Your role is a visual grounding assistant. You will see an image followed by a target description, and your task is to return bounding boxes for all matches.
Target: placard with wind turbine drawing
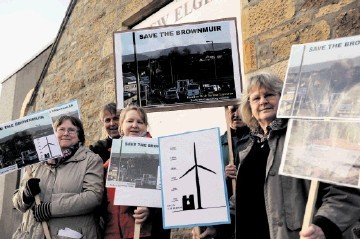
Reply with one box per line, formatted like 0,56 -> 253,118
158,127 -> 230,229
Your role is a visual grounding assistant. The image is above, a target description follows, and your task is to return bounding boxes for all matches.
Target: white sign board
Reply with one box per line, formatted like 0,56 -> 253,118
159,128 -> 230,228
107,137 -> 162,208
0,111 -> 62,175
280,119 -> 360,188
278,35 -> 360,119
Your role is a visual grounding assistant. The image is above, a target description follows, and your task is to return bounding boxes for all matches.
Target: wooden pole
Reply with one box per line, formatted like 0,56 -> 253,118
300,180 -> 319,239
133,206 -> 142,239
134,223 -> 141,239
224,106 -> 236,196
25,167 -> 52,239
191,107 -> 235,238
193,226 -> 201,239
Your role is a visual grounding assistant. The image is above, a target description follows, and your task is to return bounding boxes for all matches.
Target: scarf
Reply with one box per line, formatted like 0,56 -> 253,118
47,142 -> 81,168
250,118 -> 284,144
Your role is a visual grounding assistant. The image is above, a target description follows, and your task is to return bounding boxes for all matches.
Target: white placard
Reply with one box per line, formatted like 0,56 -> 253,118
278,35 -> 360,119
0,111 -> 62,175
280,119 -> 360,188
107,137 -> 162,208
159,128 -> 230,228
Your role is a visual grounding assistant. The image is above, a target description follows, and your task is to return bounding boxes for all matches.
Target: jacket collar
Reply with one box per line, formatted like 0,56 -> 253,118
250,119 -> 288,143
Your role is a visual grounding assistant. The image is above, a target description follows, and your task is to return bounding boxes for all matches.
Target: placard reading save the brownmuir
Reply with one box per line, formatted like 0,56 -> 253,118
114,18 -> 242,109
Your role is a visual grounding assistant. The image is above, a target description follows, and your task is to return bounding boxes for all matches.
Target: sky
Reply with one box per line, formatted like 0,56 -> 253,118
0,0 -> 71,91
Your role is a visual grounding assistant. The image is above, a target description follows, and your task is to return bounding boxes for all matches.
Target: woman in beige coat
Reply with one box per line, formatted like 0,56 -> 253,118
12,116 -> 104,239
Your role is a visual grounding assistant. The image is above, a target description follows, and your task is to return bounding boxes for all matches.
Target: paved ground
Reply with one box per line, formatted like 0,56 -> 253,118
171,228 -> 193,239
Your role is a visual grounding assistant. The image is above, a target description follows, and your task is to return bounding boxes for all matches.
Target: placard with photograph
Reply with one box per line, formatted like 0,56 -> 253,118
107,137 -> 162,208
0,111 -> 63,175
158,128 -> 230,229
277,35 -> 360,119
114,18 -> 242,109
279,119 -> 360,188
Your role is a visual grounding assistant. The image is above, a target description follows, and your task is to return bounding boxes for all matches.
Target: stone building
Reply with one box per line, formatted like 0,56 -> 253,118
0,0 -> 359,238
0,44 -> 52,238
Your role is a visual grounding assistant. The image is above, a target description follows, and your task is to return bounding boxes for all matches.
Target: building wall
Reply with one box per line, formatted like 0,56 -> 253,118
241,0 -> 360,78
0,75 -> 16,124
27,0 -> 172,142
0,46 -> 52,239
12,46 -> 52,119
0,171 -> 22,239
25,0 -> 360,145
1,0 -> 359,238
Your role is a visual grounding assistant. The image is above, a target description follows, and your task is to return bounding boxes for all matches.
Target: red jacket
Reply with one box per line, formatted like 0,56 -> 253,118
103,159 -> 152,239
103,133 -> 155,239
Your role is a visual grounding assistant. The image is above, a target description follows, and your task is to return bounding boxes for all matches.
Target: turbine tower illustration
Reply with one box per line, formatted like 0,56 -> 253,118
179,142 -> 216,209
41,136 -> 55,158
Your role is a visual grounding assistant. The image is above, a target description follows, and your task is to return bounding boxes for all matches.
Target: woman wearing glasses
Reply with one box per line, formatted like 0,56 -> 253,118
12,115 -> 104,239
234,72 -> 360,239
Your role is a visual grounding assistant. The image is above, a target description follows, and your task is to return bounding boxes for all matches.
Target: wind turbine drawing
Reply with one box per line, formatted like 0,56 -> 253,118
179,142 -> 216,210
41,136 -> 56,158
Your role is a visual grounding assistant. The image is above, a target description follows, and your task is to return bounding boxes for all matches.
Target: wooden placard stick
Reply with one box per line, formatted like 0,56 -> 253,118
193,226 -> 201,239
134,223 -> 141,239
133,207 -> 142,239
224,106 -> 236,196
191,107 -> 235,237
300,179 -> 319,239
25,166 -> 52,239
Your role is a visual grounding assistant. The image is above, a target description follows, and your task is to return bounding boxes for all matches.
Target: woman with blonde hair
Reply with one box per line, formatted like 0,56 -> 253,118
103,104 -> 169,239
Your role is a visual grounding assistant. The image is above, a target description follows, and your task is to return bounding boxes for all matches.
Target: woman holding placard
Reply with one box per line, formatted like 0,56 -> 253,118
235,72 -> 360,239
103,104 -> 169,239
12,115 -> 104,239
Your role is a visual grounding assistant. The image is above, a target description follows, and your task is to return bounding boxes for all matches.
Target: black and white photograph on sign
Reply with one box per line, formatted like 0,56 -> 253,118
158,128 -> 229,229
0,111 -> 63,175
277,35 -> 360,119
48,99 -> 81,123
114,18 -> 241,108
279,119 -> 360,188
107,137 -> 162,207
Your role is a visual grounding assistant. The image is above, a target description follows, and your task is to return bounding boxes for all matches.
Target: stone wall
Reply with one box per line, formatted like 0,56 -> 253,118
0,46 -> 52,239
0,75 -> 16,123
2,0 -> 359,238
27,0 -> 172,145
25,0 -> 359,145
241,0 -> 359,79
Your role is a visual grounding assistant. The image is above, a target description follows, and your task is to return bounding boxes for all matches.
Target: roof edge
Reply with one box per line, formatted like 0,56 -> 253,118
26,0 -> 78,113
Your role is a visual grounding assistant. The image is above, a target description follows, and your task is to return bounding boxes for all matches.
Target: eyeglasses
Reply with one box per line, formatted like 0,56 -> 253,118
57,127 -> 78,135
249,92 -> 278,105
104,116 -> 119,123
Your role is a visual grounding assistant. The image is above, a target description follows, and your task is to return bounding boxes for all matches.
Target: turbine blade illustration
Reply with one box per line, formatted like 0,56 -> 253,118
198,165 -> 216,174
179,142 -> 217,210
179,165 -> 196,179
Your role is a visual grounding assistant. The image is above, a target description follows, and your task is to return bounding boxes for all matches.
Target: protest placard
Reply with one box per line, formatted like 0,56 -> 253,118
48,99 -> 81,122
107,137 -> 162,208
279,119 -> 360,188
0,111 -> 62,175
114,18 -> 241,109
277,35 -> 360,119
158,128 -> 229,229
